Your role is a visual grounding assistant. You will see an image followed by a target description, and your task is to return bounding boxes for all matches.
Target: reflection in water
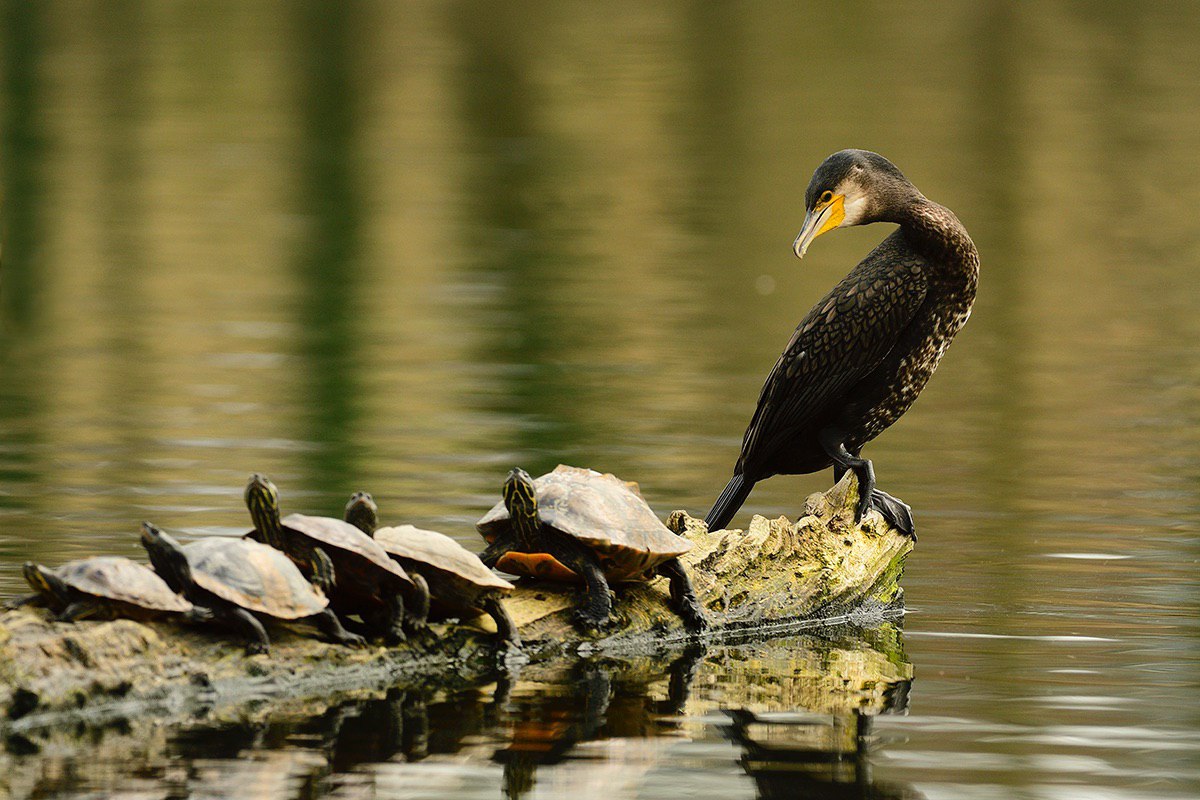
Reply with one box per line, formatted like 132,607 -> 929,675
496,647 -> 704,799
0,0 -> 46,531
290,1 -> 365,498
721,704 -> 922,800
0,629 -> 916,799
0,0 -> 45,332
452,3 -> 591,471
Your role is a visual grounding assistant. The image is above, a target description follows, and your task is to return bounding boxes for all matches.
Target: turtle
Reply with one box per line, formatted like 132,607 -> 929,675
343,491 -> 521,649
141,522 -> 365,655
475,465 -> 707,632
7,556 -> 195,623
243,473 -> 428,644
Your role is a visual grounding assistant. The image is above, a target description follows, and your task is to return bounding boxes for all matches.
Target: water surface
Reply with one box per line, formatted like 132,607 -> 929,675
2,2 -> 1199,798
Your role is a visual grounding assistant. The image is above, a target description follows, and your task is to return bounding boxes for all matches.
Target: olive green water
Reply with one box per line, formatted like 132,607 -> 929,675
2,2 -> 1200,798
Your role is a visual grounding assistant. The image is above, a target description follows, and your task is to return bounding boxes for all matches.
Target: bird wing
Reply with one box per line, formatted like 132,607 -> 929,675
738,257 -> 928,472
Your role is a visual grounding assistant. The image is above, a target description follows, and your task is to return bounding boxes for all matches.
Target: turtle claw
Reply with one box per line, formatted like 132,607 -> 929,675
340,632 -> 368,649
678,600 -> 709,635
244,641 -> 270,657
403,619 -> 429,637
572,608 -> 613,633
384,627 -> 407,646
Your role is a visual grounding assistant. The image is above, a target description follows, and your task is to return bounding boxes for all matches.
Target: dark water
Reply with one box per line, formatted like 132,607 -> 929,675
3,2 -> 1200,798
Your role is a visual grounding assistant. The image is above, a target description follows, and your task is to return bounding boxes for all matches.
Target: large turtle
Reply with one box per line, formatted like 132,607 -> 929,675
141,522 -> 364,655
7,556 -> 194,622
243,474 -> 428,644
344,491 -> 520,649
475,465 -> 707,632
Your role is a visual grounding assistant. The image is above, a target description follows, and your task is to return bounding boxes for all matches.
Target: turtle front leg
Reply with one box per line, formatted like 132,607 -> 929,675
313,608 -> 367,648
401,573 -> 430,637
478,537 -> 516,569
56,600 -> 106,622
543,534 -> 612,631
4,593 -> 48,611
655,558 -> 708,633
483,594 -> 522,652
384,588 -> 408,645
224,606 -> 271,655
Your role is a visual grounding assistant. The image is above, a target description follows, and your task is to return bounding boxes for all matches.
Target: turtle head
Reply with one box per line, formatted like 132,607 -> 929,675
503,468 -> 541,547
245,473 -> 284,545
23,561 -> 69,606
344,491 -> 378,537
140,522 -> 193,595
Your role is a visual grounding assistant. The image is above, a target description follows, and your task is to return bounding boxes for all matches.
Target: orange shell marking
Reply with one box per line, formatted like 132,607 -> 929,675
495,552 -> 579,583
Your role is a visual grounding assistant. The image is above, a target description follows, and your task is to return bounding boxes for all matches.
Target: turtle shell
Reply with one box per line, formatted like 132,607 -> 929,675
257,514 -> 412,587
375,524 -> 512,614
56,556 -> 191,613
475,465 -> 690,583
184,537 -> 327,620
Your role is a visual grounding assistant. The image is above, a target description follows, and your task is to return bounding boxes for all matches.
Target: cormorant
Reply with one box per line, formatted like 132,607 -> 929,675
705,149 -> 979,536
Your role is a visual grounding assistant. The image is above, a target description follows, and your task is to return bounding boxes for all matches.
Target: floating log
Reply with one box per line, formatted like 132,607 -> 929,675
0,473 -> 912,732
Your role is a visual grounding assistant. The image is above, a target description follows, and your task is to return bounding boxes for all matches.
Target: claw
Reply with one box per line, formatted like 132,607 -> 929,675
572,608 -> 612,633
854,490 -> 873,524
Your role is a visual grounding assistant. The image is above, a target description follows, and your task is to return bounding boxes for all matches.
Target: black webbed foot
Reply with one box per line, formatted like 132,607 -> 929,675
869,488 -> 915,538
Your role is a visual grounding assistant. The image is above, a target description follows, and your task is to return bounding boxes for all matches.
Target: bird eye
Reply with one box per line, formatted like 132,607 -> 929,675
819,191 -> 834,205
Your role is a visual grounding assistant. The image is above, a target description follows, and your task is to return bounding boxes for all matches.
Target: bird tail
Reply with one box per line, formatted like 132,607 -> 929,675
705,474 -> 752,532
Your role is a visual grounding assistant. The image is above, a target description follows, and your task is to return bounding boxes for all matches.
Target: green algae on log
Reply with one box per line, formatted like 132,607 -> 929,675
0,473 -> 912,728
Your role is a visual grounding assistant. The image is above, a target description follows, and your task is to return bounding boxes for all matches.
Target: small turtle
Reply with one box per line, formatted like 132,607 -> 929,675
344,491 -> 520,649
141,522 -> 365,655
243,474 -> 428,644
7,556 -> 194,622
475,465 -> 707,632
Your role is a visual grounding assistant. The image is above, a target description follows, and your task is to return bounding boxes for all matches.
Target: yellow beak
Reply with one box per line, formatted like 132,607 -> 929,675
793,194 -> 846,258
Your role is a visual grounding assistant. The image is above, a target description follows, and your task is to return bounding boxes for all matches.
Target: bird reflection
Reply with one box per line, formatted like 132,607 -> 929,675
719,680 -> 922,800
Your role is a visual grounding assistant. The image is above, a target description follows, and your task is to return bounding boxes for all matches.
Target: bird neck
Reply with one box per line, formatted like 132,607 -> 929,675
892,197 -> 979,276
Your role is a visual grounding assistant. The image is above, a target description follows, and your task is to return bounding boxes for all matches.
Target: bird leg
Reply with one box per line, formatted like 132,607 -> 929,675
819,428 -> 876,523
829,440 -> 915,537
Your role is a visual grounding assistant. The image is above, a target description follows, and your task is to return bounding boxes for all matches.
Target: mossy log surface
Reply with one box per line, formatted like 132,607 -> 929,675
0,474 -> 912,732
